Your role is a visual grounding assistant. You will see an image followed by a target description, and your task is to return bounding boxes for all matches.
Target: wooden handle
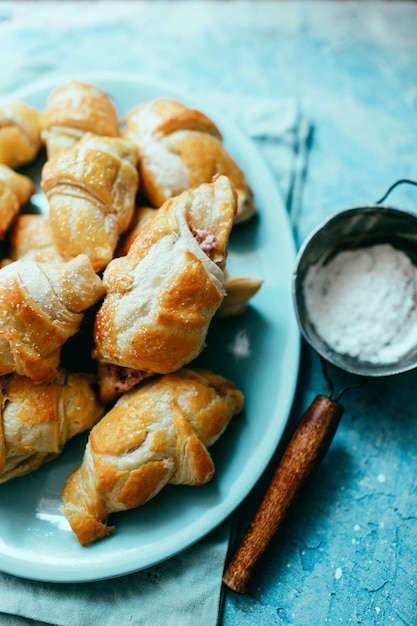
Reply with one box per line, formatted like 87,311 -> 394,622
222,394 -> 344,594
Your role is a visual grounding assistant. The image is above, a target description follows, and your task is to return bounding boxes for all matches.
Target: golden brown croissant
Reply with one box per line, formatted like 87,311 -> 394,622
0,164 -> 35,206
0,164 -> 36,238
123,98 -> 256,223
8,214 -> 63,263
62,368 -> 244,545
95,270 -> 262,403
116,206 -> 263,319
0,102 -> 42,169
40,80 -> 120,157
0,369 -> 105,483
218,272 -> 264,317
0,254 -> 105,381
92,175 -> 236,376
41,132 -> 139,271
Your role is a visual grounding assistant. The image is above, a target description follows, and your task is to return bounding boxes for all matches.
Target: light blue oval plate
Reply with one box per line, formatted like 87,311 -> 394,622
0,73 -> 300,582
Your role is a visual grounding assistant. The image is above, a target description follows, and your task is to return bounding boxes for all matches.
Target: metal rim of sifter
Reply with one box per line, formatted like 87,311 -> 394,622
292,179 -> 417,379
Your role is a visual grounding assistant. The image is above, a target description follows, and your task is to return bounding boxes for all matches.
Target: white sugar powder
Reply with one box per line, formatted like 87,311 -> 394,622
303,243 -> 417,364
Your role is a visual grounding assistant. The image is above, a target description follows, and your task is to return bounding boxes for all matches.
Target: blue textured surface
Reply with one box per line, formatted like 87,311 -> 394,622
218,5 -> 417,625
0,2 -> 416,624
218,5 -> 417,623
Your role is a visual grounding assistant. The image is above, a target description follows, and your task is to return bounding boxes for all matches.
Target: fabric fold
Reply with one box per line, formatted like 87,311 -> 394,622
0,521 -> 232,626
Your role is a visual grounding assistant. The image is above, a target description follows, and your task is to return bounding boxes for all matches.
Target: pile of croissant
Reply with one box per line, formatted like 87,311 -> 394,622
0,79 -> 262,545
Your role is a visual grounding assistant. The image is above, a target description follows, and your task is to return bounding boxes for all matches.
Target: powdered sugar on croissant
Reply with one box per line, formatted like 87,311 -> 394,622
41,132 -> 139,271
62,368 -> 244,545
40,79 -> 120,158
92,175 -> 236,375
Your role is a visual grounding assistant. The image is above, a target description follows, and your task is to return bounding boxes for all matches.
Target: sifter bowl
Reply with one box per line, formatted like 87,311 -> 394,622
292,201 -> 417,378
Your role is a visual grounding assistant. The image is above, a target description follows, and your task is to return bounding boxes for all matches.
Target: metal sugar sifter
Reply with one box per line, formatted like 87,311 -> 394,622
223,179 -> 417,594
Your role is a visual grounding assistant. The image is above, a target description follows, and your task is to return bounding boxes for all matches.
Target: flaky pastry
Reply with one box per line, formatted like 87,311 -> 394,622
41,132 -> 139,271
0,164 -> 36,238
123,98 -> 256,223
0,254 -> 104,381
40,80 -> 120,157
92,175 -> 236,376
62,368 -> 244,545
0,102 -> 42,169
8,214 -> 63,263
0,369 -> 104,483
116,205 -> 263,320
218,272 -> 264,317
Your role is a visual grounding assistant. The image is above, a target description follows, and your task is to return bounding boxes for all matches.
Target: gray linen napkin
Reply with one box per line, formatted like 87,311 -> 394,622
0,522 -> 231,626
205,92 -> 311,225
0,93 -> 310,625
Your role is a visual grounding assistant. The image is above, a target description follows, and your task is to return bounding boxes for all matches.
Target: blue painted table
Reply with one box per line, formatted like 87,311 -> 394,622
0,2 -> 416,624
219,4 -> 417,624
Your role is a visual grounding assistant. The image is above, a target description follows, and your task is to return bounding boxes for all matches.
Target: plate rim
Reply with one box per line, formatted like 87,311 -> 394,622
0,72 -> 300,582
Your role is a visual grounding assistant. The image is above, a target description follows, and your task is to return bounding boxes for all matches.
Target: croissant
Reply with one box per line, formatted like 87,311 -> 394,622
0,369 -> 104,483
0,164 -> 36,238
92,174 -> 236,376
0,254 -> 105,381
8,214 -> 63,263
116,206 -> 263,319
218,272 -> 264,317
40,80 -> 120,157
123,98 -> 256,223
41,132 -> 139,271
62,368 -> 244,545
0,102 -> 42,169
